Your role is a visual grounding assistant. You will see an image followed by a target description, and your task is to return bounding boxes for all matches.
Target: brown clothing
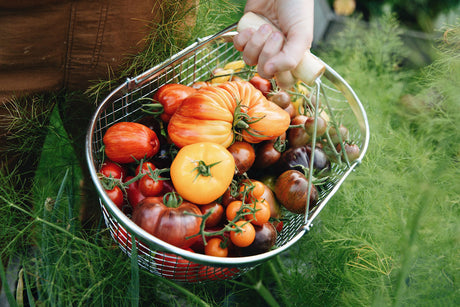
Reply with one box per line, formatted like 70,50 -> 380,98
0,0 -> 162,99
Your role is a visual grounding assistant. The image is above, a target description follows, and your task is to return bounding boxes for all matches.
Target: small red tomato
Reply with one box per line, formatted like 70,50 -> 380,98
200,202 -> 224,228
99,161 -> 126,180
103,122 -> 160,164
249,75 -> 272,96
105,186 -> 124,209
139,175 -> 164,197
153,84 -> 197,122
124,176 -> 145,209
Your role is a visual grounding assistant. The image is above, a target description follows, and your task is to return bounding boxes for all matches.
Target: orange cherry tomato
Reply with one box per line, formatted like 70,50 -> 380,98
244,199 -> 271,226
226,200 -> 243,221
230,220 -> 256,247
204,237 -> 229,257
239,179 -> 265,202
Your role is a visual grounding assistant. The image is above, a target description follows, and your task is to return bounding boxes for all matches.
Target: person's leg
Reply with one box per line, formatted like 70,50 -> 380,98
56,91 -> 100,229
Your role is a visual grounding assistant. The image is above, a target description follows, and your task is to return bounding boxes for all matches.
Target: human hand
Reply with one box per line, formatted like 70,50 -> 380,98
233,0 -> 314,83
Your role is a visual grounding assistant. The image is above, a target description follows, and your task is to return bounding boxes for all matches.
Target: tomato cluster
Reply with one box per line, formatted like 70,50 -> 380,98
98,61 -> 361,265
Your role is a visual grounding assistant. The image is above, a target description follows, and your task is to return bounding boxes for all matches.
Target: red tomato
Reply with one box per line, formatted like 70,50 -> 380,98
138,175 -> 164,197
249,75 -> 272,96
124,176 -> 145,209
131,194 -> 202,248
105,186 -> 124,209
99,161 -> 126,180
200,202 -> 224,228
153,84 -> 197,122
103,122 -> 160,164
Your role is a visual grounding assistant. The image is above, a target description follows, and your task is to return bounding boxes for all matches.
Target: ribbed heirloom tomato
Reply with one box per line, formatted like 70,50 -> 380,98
167,80 -> 290,148
131,193 -> 202,248
170,142 -> 235,205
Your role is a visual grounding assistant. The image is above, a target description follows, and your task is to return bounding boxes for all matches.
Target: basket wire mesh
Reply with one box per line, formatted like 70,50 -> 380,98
86,24 -> 369,283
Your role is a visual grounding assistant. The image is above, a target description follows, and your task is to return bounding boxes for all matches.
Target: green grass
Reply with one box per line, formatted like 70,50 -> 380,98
1,6 -> 459,307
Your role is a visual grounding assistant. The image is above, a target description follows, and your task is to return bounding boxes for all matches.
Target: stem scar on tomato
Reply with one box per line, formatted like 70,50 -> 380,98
232,99 -> 266,141
191,159 -> 222,182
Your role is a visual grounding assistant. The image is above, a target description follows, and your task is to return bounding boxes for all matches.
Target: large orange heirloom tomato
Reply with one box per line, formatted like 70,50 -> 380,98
170,142 -> 235,205
167,80 -> 290,148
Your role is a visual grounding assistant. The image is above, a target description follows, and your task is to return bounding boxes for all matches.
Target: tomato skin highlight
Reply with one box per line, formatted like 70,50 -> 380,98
103,122 -> 160,164
170,142 -> 235,205
131,196 -> 202,248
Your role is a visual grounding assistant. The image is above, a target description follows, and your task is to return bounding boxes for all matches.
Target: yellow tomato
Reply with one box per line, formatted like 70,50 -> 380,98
170,142 -> 236,204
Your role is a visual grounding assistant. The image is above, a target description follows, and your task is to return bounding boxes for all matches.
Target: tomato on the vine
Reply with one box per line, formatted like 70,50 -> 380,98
105,186 -> 124,209
204,237 -> 228,257
249,75 -> 272,96
230,220 -> 256,247
244,199 -> 271,226
200,202 -> 224,228
170,142 -> 235,205
100,161 -> 126,180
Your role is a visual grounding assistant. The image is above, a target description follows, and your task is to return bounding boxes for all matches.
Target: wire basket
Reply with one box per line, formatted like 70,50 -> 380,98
85,24 -> 369,283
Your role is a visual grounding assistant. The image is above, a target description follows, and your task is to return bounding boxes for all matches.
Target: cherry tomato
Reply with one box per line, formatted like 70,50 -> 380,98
124,176 -> 145,209
200,202 -> 224,228
329,124 -> 349,145
99,161 -> 126,180
105,186 -> 124,209
204,237 -> 228,257
249,75 -> 272,96
230,220 -> 256,247
135,161 -> 156,176
139,174 -> 164,197
269,90 -> 291,109
274,170 -> 318,214
227,141 -> 255,175
240,222 -> 277,256
304,116 -> 328,137
244,199 -> 271,226
288,115 -> 311,148
239,179 -> 265,202
226,200 -> 243,221
337,142 -> 360,162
